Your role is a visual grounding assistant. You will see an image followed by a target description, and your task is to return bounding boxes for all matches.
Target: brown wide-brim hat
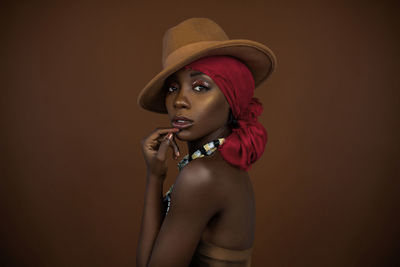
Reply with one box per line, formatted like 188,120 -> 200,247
137,17 -> 277,113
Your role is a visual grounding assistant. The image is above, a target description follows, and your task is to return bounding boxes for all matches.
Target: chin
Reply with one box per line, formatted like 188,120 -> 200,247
175,130 -> 194,141
175,128 -> 203,142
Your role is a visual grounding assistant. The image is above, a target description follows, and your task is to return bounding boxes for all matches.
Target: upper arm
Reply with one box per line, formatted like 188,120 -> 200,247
147,160 -> 224,267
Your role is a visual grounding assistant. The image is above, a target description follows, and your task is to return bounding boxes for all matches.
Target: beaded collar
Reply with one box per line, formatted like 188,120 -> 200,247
177,138 -> 225,171
163,138 -> 225,215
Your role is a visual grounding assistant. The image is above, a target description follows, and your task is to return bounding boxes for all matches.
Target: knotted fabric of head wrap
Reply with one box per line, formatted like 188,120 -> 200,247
184,56 -> 268,171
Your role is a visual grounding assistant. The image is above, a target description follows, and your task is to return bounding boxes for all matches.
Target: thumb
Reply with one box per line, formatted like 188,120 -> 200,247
156,132 -> 173,162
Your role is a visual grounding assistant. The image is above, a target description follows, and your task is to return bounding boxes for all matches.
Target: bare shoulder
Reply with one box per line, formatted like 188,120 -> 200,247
175,156 -> 217,189
171,151 -> 249,209
165,154 -> 228,219
172,156 -> 222,207
175,151 -> 244,187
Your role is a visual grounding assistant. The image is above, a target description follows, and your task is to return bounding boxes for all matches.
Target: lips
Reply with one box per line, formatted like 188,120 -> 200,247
171,116 -> 194,129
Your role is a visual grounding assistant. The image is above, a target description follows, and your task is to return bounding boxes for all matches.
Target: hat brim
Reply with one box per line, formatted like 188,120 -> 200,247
137,39 -> 277,114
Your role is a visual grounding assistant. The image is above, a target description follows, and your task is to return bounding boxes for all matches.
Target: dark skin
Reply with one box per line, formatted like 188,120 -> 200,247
136,68 -> 255,267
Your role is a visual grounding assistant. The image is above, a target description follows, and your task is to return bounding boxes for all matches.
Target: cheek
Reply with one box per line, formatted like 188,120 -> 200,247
165,95 -> 173,117
194,93 -> 230,127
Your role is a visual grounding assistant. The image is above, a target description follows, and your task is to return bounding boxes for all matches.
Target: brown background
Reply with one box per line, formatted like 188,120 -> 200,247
1,0 -> 399,266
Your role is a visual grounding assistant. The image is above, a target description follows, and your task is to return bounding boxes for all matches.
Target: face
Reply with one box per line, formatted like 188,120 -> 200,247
164,68 -> 230,142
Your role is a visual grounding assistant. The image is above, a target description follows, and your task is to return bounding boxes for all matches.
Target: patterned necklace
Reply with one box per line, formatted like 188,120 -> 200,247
163,138 -> 225,215
177,138 -> 225,171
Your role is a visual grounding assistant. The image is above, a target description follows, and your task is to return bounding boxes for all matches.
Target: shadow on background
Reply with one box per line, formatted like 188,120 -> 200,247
1,0 -> 399,266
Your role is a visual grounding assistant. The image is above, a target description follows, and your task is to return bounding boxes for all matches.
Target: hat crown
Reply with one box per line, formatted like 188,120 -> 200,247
162,18 -> 229,64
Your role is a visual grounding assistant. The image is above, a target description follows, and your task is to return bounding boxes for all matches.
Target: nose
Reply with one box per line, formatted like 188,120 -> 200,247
173,87 -> 190,109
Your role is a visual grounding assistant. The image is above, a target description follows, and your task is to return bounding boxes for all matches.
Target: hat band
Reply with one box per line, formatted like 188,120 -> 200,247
163,41 -> 220,68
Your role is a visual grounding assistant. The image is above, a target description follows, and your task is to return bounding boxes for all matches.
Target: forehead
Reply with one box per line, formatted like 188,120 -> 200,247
166,68 -> 212,82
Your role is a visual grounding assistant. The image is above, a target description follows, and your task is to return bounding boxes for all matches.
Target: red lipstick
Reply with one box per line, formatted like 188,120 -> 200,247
171,116 -> 194,129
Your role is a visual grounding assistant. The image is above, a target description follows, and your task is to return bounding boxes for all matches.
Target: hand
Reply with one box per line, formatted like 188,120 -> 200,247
141,128 -> 180,180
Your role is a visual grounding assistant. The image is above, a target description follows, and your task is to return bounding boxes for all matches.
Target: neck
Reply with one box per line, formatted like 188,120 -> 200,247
187,125 -> 231,155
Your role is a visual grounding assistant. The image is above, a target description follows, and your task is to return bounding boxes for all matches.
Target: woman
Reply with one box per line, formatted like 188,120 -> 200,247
136,18 -> 276,267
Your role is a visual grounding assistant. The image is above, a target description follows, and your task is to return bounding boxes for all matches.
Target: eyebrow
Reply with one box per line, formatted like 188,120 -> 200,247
190,71 -> 205,77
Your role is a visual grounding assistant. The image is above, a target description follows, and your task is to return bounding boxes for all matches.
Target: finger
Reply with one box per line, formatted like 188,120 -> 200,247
156,132 -> 173,161
153,127 -> 179,136
142,128 -> 179,149
170,137 -> 180,160
147,128 -> 179,143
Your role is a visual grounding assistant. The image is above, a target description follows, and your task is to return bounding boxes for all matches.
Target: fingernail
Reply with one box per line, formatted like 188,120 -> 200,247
167,132 -> 173,140
176,151 -> 180,157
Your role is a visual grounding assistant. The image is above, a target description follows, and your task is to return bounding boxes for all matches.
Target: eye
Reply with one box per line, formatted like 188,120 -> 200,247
192,80 -> 211,92
166,82 -> 178,93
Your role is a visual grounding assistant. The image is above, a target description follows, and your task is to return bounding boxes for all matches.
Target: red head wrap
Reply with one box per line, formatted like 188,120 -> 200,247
184,56 -> 268,171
